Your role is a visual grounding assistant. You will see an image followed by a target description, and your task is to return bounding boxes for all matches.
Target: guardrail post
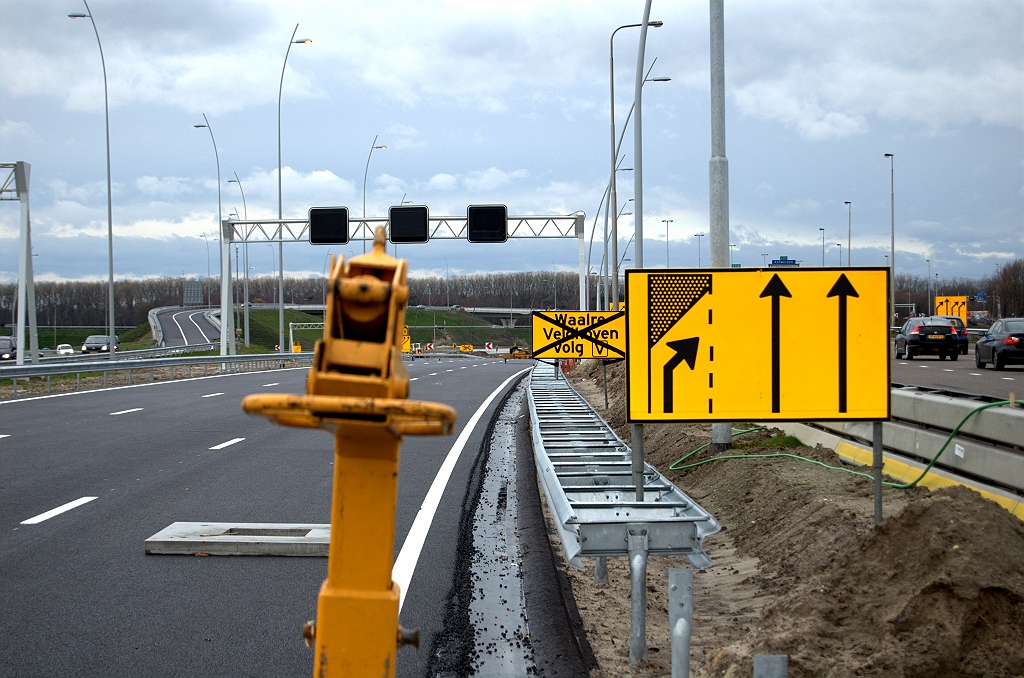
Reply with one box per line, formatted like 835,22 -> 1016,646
628,523 -> 649,662
594,556 -> 608,584
753,654 -> 788,677
872,421 -> 883,524
669,568 -> 694,677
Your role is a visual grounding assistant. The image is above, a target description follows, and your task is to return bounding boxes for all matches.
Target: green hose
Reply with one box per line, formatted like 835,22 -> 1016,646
668,401 -> 1012,489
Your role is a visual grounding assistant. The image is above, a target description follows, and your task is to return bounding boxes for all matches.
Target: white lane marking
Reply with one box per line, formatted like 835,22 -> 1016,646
0,434 -> 10,439
201,392 -> 225,398
1002,377 -> 1015,381
110,407 -> 143,416
171,311 -> 192,346
899,362 -> 908,365
209,437 -> 245,450
942,369 -> 954,372
446,369 -> 454,372
189,311 -> 213,343
393,367 -> 530,612
409,377 -> 418,381
919,365 -> 929,368
460,366 -> 467,369
429,373 -> 438,376
21,496 -> 97,524
263,383 -> 280,387
969,373 -> 982,376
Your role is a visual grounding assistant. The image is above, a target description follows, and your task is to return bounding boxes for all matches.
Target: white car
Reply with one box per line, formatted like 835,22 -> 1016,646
57,344 -> 75,356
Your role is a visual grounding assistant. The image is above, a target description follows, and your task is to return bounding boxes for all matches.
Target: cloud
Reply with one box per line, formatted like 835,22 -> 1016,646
0,120 -> 39,141
754,182 -> 775,198
428,173 -> 458,191
774,199 -> 821,218
464,167 -> 527,192
135,175 -> 194,197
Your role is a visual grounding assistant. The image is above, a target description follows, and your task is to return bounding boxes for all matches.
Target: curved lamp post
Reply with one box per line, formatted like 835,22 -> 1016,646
69,1 -> 116,359
228,173 -> 250,347
194,114 -> 231,355
844,201 -> 851,266
884,153 -> 895,324
609,19 -> 662,312
362,135 -> 386,253
277,25 -> 311,353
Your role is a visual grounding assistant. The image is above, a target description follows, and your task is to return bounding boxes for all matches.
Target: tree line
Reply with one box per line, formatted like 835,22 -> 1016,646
1,259 -> 1020,328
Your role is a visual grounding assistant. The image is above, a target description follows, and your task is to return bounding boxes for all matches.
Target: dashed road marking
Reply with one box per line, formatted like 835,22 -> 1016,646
21,497 -> 98,525
0,434 -> 10,439
429,373 -> 438,376
110,407 -> 143,416
209,438 -> 245,450
201,392 -> 224,398
410,377 -> 418,381
942,369 -> 954,372
263,383 -> 280,387
1002,377 -> 1015,381
969,373 -> 982,376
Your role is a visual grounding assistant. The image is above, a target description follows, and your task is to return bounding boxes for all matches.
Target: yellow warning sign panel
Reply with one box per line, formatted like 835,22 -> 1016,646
401,333 -> 411,354
532,311 -> 626,359
934,296 -> 967,323
625,268 -> 890,422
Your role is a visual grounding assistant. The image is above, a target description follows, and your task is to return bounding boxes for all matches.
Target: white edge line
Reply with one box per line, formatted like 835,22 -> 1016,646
209,437 -> 245,450
109,407 -> 144,416
392,367 -> 530,612
263,383 -> 280,386
201,392 -> 225,398
21,496 -> 98,524
0,434 -> 10,439
0,366 -> 309,405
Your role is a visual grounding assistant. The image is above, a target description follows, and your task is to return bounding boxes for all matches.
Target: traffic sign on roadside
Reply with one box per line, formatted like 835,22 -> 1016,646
532,311 -> 626,359
625,267 -> 890,422
934,295 -> 968,323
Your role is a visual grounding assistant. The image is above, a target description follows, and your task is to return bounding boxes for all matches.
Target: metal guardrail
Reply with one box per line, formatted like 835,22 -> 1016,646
35,343 -> 218,364
527,366 -> 720,663
528,368 -> 720,568
1,352 -> 314,397
812,386 -> 1024,493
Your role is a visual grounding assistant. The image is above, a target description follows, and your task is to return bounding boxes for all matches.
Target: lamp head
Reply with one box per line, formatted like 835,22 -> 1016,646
650,20 -> 664,27
844,201 -> 851,205
68,13 -> 88,18
194,124 -> 207,128
228,179 -> 238,183
884,153 -> 893,158
294,38 -> 312,44
376,145 -> 387,149
646,76 -> 671,82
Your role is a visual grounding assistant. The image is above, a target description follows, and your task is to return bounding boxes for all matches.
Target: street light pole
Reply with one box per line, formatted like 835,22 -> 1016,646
194,113 -> 230,355
844,201 -> 851,266
662,219 -> 673,267
229,173 -> 250,347
885,153 -> 895,324
837,243 -> 842,266
609,19 -> 663,312
819,228 -> 825,266
278,25 -> 311,354
363,135 -> 387,254
69,1 -> 116,360
695,233 -> 704,267
443,256 -> 449,307
200,234 -> 211,307
927,258 -> 931,313
729,243 -> 736,266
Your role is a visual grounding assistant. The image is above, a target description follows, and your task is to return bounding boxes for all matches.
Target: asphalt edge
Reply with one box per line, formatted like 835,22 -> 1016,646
427,372 -> 529,676
516,391 -> 599,677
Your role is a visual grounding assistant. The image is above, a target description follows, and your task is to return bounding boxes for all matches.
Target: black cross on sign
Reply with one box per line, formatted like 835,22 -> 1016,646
532,311 -> 626,358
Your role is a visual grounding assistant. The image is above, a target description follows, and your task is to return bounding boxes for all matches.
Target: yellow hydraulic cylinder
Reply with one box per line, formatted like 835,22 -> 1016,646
242,227 -> 455,677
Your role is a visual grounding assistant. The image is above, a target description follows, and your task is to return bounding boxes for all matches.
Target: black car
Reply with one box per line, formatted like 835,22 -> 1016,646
81,334 -> 120,353
894,317 -> 959,361
937,315 -> 970,354
975,318 -> 1024,370
0,336 -> 15,361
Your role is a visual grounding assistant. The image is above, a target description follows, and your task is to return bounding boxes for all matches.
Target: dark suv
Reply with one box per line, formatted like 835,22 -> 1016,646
894,317 -> 959,361
0,336 -> 15,361
975,318 -> 1024,370
81,334 -> 120,354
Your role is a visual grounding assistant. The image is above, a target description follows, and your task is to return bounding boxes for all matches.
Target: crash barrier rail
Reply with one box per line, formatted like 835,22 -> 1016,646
809,385 -> 1024,494
34,342 -> 218,364
0,352 -> 314,397
527,367 -> 719,663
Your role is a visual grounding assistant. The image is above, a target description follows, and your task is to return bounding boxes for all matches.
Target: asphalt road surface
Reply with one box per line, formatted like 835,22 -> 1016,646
1,356 -> 532,677
156,308 -> 220,347
890,346 -> 1022,400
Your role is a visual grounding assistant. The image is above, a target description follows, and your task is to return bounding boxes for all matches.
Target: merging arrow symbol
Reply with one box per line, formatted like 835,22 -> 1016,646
759,274 -> 792,413
663,337 -> 699,413
827,273 -> 859,413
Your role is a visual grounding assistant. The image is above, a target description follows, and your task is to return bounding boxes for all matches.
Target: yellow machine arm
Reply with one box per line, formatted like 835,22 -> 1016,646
242,227 -> 456,677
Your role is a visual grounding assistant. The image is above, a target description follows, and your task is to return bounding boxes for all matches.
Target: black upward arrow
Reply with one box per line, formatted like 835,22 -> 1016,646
759,274 -> 792,413
663,338 -> 699,413
827,274 -> 859,413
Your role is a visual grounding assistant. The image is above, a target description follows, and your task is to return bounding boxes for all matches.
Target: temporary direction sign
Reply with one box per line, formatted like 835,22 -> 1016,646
625,268 -> 890,422
934,296 -> 968,323
532,311 -> 626,359
401,325 -> 411,353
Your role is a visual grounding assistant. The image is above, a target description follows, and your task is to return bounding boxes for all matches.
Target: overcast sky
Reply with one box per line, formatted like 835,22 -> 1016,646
2,0 -> 1021,286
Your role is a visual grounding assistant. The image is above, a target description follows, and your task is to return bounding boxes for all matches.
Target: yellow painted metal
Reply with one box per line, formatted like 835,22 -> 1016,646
625,267 -> 890,422
459,344 -> 474,353
532,310 -> 625,359
241,228 -> 456,677
934,295 -> 968,322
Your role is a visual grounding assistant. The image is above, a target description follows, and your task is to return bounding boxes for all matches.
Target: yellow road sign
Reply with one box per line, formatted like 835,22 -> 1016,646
934,296 -> 968,323
532,311 -> 626,359
402,334 -> 411,353
625,267 -> 890,422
